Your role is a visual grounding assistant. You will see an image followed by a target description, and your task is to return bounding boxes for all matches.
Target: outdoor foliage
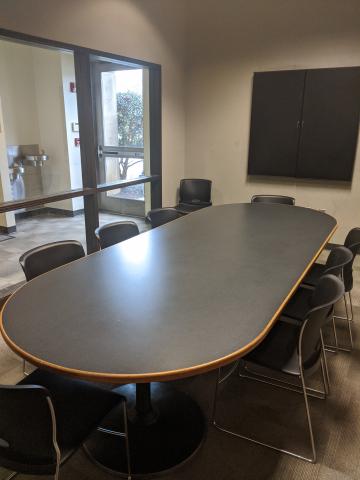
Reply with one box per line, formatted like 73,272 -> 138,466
116,91 -> 144,180
117,91 -> 143,147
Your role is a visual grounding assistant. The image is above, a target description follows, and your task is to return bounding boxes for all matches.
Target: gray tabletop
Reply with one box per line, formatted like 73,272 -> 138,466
0,204 -> 336,383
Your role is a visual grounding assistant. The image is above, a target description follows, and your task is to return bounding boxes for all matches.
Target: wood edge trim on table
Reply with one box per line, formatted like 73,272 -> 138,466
0,223 -> 337,384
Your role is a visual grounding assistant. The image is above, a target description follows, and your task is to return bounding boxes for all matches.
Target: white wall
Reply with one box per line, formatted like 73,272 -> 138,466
0,39 -> 83,214
0,98 -> 15,229
0,41 -> 40,229
60,52 -> 83,212
0,0 -> 187,206
32,47 -> 74,211
0,41 -> 40,145
184,0 -> 360,242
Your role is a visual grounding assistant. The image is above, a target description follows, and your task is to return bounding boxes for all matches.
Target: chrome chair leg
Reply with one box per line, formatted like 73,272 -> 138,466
46,397 -> 61,480
211,368 -> 221,424
238,362 -> 327,399
344,293 -> 354,350
218,360 -> 240,384
320,357 -> 329,396
54,467 -> 59,480
123,401 -> 132,480
324,317 -> 338,354
95,402 -> 132,480
326,294 -> 354,352
300,367 -> 316,463
4,473 -> 17,480
320,331 -> 330,391
349,291 -> 354,320
23,359 -> 29,377
213,367 -> 317,462
332,316 -> 339,350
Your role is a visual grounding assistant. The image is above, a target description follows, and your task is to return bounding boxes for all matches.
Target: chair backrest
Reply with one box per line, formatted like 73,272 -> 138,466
179,179 -> 212,204
95,221 -> 139,249
147,208 -> 183,228
343,227 -> 360,292
19,240 -> 85,281
300,275 -> 344,369
251,195 -> 295,205
0,385 -> 57,474
323,246 -> 353,278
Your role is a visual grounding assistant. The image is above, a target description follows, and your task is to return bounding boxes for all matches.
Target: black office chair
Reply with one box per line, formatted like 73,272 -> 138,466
283,246 -> 353,353
175,178 -> 212,213
212,275 -> 344,463
343,227 -> 360,292
0,369 -> 130,480
284,246 -> 353,322
251,194 -> 295,205
146,208 -> 183,228
19,240 -> 85,282
19,241 -> 85,375
95,221 -> 139,249
302,228 -> 360,351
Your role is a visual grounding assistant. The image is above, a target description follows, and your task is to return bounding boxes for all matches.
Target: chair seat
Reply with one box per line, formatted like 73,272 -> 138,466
19,369 -> 124,460
244,317 -> 301,376
302,263 -> 326,287
282,286 -> 314,321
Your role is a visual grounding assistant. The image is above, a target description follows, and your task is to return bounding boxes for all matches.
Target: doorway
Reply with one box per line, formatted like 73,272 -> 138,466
92,60 -> 150,216
0,27 -> 161,265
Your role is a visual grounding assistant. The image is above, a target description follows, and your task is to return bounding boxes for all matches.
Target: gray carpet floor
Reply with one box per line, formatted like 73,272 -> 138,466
0,253 -> 359,480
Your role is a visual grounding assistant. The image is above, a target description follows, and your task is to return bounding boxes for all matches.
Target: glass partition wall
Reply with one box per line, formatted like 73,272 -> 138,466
0,30 -> 161,298
92,58 -> 151,216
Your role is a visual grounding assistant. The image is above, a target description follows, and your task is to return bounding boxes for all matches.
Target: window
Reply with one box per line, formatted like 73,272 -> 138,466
93,61 -> 151,216
0,29 -> 161,296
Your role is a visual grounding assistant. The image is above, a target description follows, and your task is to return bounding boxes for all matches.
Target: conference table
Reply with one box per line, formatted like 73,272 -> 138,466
0,203 -> 336,476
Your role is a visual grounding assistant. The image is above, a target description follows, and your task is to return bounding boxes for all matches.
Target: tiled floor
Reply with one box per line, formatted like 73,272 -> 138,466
0,211 -> 149,293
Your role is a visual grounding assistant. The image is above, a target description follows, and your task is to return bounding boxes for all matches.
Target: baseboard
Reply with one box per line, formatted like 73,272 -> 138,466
15,207 -> 84,219
15,207 -> 45,219
45,207 -> 84,217
99,208 -> 146,219
0,225 -> 16,234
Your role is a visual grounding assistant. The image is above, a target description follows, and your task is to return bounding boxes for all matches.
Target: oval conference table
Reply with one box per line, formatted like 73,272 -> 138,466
1,204 -> 336,476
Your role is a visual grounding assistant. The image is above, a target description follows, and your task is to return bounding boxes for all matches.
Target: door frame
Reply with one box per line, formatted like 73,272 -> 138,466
0,27 -> 162,253
91,60 -> 149,216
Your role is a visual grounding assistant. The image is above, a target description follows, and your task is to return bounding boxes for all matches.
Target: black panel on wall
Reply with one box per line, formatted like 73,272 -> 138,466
248,70 -> 306,177
248,66 -> 360,181
296,67 -> 360,181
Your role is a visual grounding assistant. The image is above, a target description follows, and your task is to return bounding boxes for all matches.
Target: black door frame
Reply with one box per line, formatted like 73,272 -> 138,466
0,28 -> 162,253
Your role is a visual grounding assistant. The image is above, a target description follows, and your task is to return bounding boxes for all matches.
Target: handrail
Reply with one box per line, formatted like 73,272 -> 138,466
0,175 -> 160,213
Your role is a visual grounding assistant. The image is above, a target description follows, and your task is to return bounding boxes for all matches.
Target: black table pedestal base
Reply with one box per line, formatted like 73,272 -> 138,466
83,382 -> 205,477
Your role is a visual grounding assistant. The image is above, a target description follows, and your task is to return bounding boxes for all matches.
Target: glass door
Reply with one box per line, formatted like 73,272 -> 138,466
93,62 -> 150,216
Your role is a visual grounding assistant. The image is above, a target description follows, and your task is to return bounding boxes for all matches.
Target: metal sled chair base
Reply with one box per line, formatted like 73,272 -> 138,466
218,360 -> 241,384
238,360 -> 329,400
213,275 -> 346,464
212,364 -> 318,463
325,292 -> 354,353
212,421 -> 316,463
219,334 -> 330,400
4,473 -> 17,480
